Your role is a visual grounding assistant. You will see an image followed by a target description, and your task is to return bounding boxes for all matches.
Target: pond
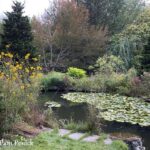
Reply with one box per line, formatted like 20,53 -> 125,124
39,92 -> 150,150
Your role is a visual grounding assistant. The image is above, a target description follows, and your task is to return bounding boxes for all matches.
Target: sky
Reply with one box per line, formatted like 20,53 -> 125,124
0,0 -> 51,18
0,0 -> 150,18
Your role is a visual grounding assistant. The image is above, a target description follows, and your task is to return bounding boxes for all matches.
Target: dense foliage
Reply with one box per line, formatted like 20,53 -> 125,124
90,55 -> 126,74
108,9 -> 150,71
41,71 -> 67,91
41,68 -> 139,96
77,0 -> 144,34
32,0 -> 107,70
0,1 -> 150,148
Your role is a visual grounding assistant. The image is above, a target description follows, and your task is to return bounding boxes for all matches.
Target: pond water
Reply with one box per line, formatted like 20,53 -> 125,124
39,92 -> 150,150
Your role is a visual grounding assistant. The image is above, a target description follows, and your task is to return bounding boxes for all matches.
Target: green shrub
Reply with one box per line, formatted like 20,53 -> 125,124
67,67 -> 86,78
92,55 -> 126,74
41,72 -> 67,91
74,76 -> 106,92
73,77 -> 96,92
41,68 -> 140,96
73,68 -> 137,95
129,72 -> 150,96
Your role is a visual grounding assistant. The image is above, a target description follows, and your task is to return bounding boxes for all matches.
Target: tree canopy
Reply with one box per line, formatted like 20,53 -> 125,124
77,0 -> 144,34
108,9 -> 150,71
32,0 -> 107,70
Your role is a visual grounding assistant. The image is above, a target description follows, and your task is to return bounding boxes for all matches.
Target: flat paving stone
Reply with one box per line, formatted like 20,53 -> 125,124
59,129 -> 71,136
41,127 -> 53,132
104,138 -> 113,145
68,133 -> 85,140
82,135 -> 100,142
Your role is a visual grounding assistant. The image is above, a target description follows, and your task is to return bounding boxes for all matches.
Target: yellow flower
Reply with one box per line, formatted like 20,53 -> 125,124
14,73 -> 18,77
15,64 -> 22,70
1,52 -> 4,55
5,53 -> 13,58
12,76 -> 16,81
32,58 -> 38,61
19,66 -> 22,70
5,62 -> 10,66
21,85 -> 25,90
36,73 -> 43,78
0,72 -> 4,79
30,67 -> 34,70
25,68 -> 29,73
37,66 -> 42,70
10,65 -> 17,72
25,53 -> 30,60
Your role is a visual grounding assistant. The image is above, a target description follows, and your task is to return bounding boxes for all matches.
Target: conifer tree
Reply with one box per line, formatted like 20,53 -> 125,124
1,1 -> 35,58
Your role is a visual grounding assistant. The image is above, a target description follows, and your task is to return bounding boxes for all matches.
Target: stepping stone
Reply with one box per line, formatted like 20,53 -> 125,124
41,127 -> 53,132
59,129 -> 71,136
104,138 -> 113,145
68,133 -> 85,140
39,125 -> 53,132
44,128 -> 53,133
82,135 -> 100,142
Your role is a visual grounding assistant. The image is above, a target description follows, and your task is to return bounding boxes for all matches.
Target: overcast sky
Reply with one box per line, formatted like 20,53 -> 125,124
0,0 -> 51,17
0,0 -> 150,18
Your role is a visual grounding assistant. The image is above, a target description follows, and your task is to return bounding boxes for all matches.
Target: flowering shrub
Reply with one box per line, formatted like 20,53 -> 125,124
0,52 -> 43,133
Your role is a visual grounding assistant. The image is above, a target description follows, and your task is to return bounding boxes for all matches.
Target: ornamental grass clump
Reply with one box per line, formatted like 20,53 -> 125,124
0,52 -> 43,134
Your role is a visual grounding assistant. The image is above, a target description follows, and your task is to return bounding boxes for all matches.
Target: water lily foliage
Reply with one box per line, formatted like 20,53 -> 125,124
62,93 -> 150,127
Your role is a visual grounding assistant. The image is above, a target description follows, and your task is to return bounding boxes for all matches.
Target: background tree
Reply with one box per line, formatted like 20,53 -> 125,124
76,0 -> 144,34
1,1 -> 35,58
32,0 -> 107,70
141,37 -> 150,72
31,16 -> 54,70
108,8 -> 150,71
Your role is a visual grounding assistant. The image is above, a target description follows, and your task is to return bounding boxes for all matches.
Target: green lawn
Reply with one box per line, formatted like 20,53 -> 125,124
0,131 -> 128,150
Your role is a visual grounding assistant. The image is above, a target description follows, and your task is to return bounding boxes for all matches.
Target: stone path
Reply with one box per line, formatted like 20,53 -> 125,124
82,135 -> 100,142
15,123 -> 144,149
58,129 -> 71,136
68,133 -> 85,140
43,128 -> 113,144
104,138 -> 113,145
42,128 -> 145,149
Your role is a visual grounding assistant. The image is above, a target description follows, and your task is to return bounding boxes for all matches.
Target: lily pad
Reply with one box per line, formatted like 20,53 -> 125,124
62,93 -> 150,127
44,101 -> 61,108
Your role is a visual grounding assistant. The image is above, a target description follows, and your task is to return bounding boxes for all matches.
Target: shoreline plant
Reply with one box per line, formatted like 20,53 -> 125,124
0,52 -> 42,134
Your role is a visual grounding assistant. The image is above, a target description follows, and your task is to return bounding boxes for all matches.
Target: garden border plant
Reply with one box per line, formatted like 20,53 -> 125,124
0,52 -> 43,135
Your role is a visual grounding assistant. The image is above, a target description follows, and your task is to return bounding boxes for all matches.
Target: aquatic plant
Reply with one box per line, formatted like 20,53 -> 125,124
44,101 -> 61,108
62,93 -> 150,127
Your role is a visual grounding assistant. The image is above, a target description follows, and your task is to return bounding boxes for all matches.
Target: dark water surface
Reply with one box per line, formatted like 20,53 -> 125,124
39,92 -> 150,150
